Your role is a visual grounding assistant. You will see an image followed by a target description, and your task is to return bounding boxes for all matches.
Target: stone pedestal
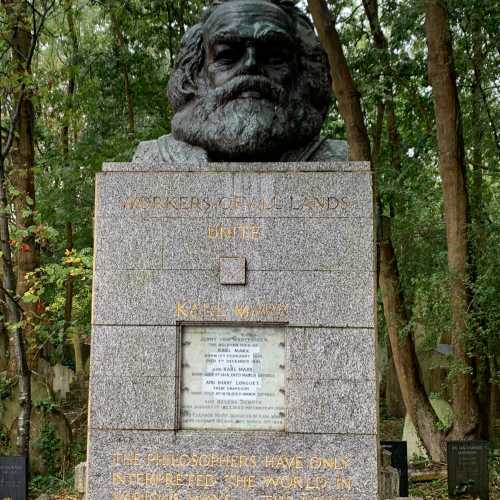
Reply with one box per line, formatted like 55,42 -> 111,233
86,160 -> 379,499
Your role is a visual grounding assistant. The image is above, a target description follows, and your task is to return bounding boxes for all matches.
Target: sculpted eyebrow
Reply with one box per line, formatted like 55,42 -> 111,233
212,32 -> 242,44
257,31 -> 295,45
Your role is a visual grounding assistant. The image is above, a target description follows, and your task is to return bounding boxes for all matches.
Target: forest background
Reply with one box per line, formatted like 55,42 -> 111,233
0,0 -> 498,496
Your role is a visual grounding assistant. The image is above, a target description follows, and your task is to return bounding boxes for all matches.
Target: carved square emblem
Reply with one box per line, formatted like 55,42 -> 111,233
219,257 -> 246,285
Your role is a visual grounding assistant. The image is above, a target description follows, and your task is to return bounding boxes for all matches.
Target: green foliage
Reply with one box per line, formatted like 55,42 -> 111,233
0,375 -> 14,400
33,398 -> 60,414
34,422 -> 61,476
29,473 -> 74,497
0,425 -> 10,452
23,249 -> 93,365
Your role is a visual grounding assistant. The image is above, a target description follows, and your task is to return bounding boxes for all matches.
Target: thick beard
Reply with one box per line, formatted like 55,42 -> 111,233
171,77 -> 324,161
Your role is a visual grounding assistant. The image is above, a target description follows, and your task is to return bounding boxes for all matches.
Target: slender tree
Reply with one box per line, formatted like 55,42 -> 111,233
0,0 -> 54,459
425,0 -> 480,439
309,0 -> 447,461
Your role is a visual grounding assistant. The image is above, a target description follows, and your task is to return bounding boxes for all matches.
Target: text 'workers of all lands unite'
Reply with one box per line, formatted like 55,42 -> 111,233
111,453 -> 355,500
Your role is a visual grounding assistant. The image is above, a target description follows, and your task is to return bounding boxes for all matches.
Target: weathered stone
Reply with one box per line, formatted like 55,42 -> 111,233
219,256 -> 246,285
94,216 -> 163,270
89,376 -> 176,430
90,326 -> 177,377
52,363 -> 75,401
93,269 -> 375,327
287,379 -> 377,434
88,160 -> 378,498
380,464 -> 400,499
95,216 -> 373,272
87,429 -> 378,499
287,328 -> 376,381
95,170 -> 373,219
102,160 -> 371,173
74,461 -> 87,493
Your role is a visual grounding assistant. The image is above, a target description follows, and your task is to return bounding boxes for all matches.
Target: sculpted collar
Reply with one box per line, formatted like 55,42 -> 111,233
157,134 -> 330,164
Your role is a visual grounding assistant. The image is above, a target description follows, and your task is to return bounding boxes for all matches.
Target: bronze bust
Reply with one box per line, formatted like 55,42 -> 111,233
133,0 -> 347,164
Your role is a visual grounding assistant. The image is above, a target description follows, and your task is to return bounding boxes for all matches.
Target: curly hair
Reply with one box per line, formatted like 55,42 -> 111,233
167,0 -> 332,120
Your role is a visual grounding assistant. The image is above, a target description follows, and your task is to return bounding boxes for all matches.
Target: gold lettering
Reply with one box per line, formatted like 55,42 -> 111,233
336,476 -> 352,491
113,472 -> 126,485
122,194 -> 350,213
207,225 -> 217,239
313,197 -> 327,209
176,302 -> 188,318
206,224 -> 261,240
225,474 -> 256,489
273,195 -> 284,209
327,197 -> 340,210
112,453 -> 141,465
309,457 -> 349,470
234,304 -> 250,319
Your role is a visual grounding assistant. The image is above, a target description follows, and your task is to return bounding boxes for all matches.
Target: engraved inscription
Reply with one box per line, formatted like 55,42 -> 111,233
109,452 -> 354,499
180,326 -> 286,431
175,303 -> 289,321
208,224 -> 260,241
121,195 -> 351,213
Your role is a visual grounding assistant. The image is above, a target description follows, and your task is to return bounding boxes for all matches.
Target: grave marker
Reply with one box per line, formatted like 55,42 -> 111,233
0,456 -> 27,500
381,441 -> 408,496
448,440 -> 489,499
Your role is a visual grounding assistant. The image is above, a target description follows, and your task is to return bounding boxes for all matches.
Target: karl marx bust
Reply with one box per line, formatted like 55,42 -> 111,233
133,0 -> 347,164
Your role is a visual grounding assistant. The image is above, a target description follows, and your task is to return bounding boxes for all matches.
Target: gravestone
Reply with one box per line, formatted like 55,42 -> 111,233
0,456 -> 27,500
447,441 -> 489,499
381,441 -> 408,497
85,159 -> 379,499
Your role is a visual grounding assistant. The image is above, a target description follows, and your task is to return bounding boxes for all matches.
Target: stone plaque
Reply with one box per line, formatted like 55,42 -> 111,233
381,441 -> 408,497
447,441 -> 489,499
0,456 -> 27,500
180,325 -> 285,431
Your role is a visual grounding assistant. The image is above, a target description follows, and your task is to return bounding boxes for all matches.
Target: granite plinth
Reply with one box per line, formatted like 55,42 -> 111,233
95,170 -> 372,219
102,160 -> 371,173
87,161 -> 379,500
90,326 -> 177,377
87,429 -> 378,499
287,328 -> 376,380
89,375 -> 177,430
94,216 -> 373,272
92,269 -> 375,327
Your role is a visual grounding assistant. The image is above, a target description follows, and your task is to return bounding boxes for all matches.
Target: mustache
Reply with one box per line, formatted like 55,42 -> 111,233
208,75 -> 286,105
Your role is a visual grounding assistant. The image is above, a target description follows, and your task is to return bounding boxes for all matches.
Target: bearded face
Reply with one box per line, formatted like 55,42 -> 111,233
169,0 -> 330,161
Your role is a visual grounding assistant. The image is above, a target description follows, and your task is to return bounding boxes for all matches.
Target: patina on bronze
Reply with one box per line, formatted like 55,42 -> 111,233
133,0 -> 347,164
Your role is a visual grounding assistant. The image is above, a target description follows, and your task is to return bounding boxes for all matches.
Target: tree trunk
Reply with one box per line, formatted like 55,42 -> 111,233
0,0 -> 51,460
361,0 -> 447,459
424,0 -> 480,439
3,0 -> 39,368
0,288 -> 7,371
385,346 -> 405,418
380,218 -> 447,461
469,11 -> 492,442
62,0 -> 78,156
109,7 -> 135,136
307,0 -> 371,161
64,222 -> 73,329
0,117 -> 31,460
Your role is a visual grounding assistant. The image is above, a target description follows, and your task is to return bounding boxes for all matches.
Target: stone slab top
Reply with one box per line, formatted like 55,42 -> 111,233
101,160 -> 371,173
